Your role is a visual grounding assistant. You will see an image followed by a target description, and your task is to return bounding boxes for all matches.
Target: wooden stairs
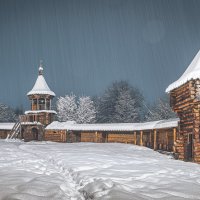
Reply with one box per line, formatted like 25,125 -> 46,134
7,122 -> 21,139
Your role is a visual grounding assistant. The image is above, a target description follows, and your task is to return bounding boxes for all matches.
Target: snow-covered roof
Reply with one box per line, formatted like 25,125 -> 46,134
21,122 -> 42,125
166,50 -> 200,93
45,118 -> 179,131
0,123 -> 15,130
27,65 -> 55,96
25,110 -> 57,115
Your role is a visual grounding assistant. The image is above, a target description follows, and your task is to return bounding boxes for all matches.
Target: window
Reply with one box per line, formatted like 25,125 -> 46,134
38,98 -> 45,110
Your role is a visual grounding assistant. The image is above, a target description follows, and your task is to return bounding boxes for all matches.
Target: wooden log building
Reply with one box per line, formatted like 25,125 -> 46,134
44,119 -> 178,153
166,50 -> 200,163
1,51 -> 200,163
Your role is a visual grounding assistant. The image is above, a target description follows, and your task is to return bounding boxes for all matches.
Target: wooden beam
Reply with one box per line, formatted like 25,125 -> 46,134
95,131 -> 98,143
140,131 -> 143,146
154,129 -> 157,150
173,128 -> 177,152
134,131 -> 137,145
166,131 -> 168,151
149,130 -> 152,143
37,98 -> 39,110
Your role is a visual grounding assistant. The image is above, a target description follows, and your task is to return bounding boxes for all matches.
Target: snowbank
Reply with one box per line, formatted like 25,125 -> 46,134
1,141 -> 200,199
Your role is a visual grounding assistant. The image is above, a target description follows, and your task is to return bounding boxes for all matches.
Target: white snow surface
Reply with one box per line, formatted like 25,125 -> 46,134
1,141 -> 200,200
27,74 -> 55,96
46,118 -> 179,131
166,50 -> 200,92
25,110 -> 57,115
0,123 -> 15,130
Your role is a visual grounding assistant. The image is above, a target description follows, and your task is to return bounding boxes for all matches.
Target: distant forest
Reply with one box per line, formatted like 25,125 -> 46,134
0,80 -> 176,123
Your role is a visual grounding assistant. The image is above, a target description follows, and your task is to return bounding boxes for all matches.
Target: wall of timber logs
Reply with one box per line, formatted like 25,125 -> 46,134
0,130 -> 10,139
44,127 -> 177,152
170,79 -> 200,162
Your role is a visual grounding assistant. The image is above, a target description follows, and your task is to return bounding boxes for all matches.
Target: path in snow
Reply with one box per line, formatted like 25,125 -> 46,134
1,140 -> 200,199
0,140 -> 84,200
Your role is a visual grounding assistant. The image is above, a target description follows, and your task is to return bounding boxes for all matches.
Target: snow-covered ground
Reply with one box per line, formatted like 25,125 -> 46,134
1,141 -> 200,200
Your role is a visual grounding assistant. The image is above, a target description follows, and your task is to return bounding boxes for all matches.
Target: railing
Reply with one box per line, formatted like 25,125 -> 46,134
19,115 -> 35,123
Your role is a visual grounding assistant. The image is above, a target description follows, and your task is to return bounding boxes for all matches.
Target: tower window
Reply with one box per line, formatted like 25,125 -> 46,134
33,99 -> 37,104
38,98 -> 45,110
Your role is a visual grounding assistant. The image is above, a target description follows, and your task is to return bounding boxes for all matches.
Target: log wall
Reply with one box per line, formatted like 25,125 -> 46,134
0,130 -> 10,139
44,130 -> 66,142
107,132 -> 135,143
170,79 -> 200,163
44,128 -> 176,153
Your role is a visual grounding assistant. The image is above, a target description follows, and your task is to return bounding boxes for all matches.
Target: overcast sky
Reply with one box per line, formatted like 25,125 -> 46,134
0,0 -> 200,109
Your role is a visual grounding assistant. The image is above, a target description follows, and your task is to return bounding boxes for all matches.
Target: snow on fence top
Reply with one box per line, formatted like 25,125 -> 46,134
27,67 -> 55,96
0,123 -> 15,130
25,110 -> 57,115
45,118 -> 179,131
166,50 -> 200,93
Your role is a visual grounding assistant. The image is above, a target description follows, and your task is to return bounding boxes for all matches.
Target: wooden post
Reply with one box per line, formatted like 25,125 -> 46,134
149,130 -> 152,148
173,128 -> 177,152
95,131 -> 98,143
166,130 -> 168,150
37,98 -> 39,110
149,131 -> 152,143
45,98 -> 47,110
134,131 -> 137,145
154,129 -> 157,150
140,131 -> 143,146
64,130 -> 67,142
31,99 -> 33,110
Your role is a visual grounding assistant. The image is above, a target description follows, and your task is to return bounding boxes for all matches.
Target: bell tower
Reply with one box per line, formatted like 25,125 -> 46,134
25,61 -> 56,126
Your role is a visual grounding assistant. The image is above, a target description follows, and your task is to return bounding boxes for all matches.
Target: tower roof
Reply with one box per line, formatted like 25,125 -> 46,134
166,50 -> 200,93
27,63 -> 55,96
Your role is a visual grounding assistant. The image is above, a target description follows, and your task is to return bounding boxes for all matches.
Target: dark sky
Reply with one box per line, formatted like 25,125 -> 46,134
0,0 -> 200,109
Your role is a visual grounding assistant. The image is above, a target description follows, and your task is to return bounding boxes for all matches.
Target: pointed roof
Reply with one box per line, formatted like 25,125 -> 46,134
27,63 -> 55,96
166,50 -> 200,93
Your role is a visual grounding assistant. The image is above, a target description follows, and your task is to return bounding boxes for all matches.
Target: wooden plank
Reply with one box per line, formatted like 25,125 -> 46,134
134,131 -> 137,145
154,130 -> 157,150
140,131 -> 143,146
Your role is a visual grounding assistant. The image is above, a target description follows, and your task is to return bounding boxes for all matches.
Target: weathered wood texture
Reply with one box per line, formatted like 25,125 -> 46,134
44,130 -> 66,142
0,130 -> 10,139
21,113 -> 55,126
170,79 -> 200,163
107,132 -> 135,143
44,128 -> 176,153
20,124 -> 44,142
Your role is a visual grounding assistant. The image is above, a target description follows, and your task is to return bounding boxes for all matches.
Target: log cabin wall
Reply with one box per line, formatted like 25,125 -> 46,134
0,130 -> 11,139
107,132 -> 135,144
80,132 -> 104,143
170,79 -> 200,162
44,128 -> 176,154
44,129 -> 66,142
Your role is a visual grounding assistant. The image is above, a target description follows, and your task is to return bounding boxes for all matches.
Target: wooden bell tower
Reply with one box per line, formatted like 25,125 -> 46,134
25,61 -> 56,126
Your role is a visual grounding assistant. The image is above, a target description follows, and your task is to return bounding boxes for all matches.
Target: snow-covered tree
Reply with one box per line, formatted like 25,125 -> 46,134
145,95 -> 177,121
0,103 -> 17,122
97,81 -> 144,123
56,94 -> 77,122
114,89 -> 139,122
56,94 -> 96,123
76,96 -> 96,123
